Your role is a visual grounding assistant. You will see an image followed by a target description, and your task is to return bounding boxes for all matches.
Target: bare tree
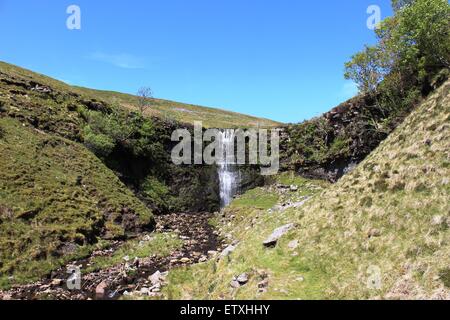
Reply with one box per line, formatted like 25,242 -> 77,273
137,87 -> 153,116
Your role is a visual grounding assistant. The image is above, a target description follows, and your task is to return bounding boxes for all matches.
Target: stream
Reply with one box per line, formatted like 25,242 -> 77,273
0,212 -> 224,300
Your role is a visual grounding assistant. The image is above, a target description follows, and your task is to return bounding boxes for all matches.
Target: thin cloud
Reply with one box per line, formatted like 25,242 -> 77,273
88,52 -> 145,69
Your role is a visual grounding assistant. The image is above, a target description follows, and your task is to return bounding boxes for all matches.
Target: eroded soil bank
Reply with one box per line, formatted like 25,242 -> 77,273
0,212 -> 223,300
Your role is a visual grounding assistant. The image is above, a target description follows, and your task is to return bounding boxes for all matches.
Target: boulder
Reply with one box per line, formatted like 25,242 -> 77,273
263,224 -> 295,247
237,273 -> 249,285
220,244 -> 238,258
95,281 -> 108,299
180,257 -> 191,264
148,271 -> 162,286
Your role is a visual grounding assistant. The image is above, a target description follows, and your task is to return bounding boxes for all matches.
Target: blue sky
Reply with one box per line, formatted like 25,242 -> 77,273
0,0 -> 393,123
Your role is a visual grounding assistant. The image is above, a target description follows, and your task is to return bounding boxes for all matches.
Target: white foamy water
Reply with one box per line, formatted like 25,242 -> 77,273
218,129 -> 239,207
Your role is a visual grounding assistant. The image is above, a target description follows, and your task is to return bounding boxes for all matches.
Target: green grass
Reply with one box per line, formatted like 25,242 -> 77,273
0,61 -> 281,129
0,117 -> 153,288
230,188 -> 279,210
163,174 -> 330,300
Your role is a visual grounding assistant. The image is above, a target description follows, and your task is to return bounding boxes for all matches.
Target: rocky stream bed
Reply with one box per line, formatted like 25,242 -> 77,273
0,212 -> 225,300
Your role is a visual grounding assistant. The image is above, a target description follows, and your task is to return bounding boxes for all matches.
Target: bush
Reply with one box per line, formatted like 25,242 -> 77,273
140,176 -> 173,213
83,127 -> 115,157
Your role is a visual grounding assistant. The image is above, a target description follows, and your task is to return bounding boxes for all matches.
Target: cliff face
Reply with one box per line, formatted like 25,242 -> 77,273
280,71 -> 449,182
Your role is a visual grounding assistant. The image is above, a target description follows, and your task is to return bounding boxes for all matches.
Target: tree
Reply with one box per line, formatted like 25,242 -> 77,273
137,87 -> 153,116
391,0 -> 415,12
392,0 -> 450,73
344,46 -> 386,95
346,0 -> 449,96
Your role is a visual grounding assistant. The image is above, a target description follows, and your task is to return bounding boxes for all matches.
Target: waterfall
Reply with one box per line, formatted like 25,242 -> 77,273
218,129 -> 239,208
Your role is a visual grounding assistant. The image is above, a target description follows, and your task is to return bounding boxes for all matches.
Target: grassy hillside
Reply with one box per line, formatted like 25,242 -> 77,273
0,117 -> 153,287
163,80 -> 450,300
0,61 -> 281,129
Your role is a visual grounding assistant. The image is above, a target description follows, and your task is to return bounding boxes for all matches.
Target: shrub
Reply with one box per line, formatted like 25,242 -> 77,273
140,176 -> 173,213
83,127 -> 115,157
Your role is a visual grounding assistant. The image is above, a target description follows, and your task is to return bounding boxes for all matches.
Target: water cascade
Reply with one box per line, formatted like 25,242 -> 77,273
218,129 -> 239,208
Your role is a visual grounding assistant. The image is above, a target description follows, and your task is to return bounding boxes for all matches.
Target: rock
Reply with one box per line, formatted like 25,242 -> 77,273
199,256 -> 208,263
148,271 -> 162,286
295,276 -> 305,282
123,255 -> 130,262
431,215 -> 444,226
207,250 -> 218,257
288,240 -> 299,250
368,228 -> 381,238
51,279 -> 63,287
150,283 -> 161,292
442,177 -> 450,185
180,257 -> 191,264
95,281 -> 108,299
258,279 -> 269,293
140,287 -> 150,295
290,185 -> 299,192
263,224 -> 295,247
220,244 -> 237,258
142,235 -> 152,242
161,271 -> 169,277
1,294 -> 13,300
170,259 -> 179,264
237,273 -> 249,285
230,280 -> 241,289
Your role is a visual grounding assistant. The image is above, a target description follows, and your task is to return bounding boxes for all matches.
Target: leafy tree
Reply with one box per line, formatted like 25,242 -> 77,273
392,0 -> 450,74
344,46 -> 386,95
391,0 -> 415,11
345,0 -> 449,95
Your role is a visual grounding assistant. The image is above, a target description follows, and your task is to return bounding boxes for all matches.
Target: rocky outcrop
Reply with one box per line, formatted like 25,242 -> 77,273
263,224 -> 295,247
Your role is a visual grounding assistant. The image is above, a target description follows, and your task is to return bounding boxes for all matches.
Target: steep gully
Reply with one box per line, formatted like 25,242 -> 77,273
0,130 -> 240,300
